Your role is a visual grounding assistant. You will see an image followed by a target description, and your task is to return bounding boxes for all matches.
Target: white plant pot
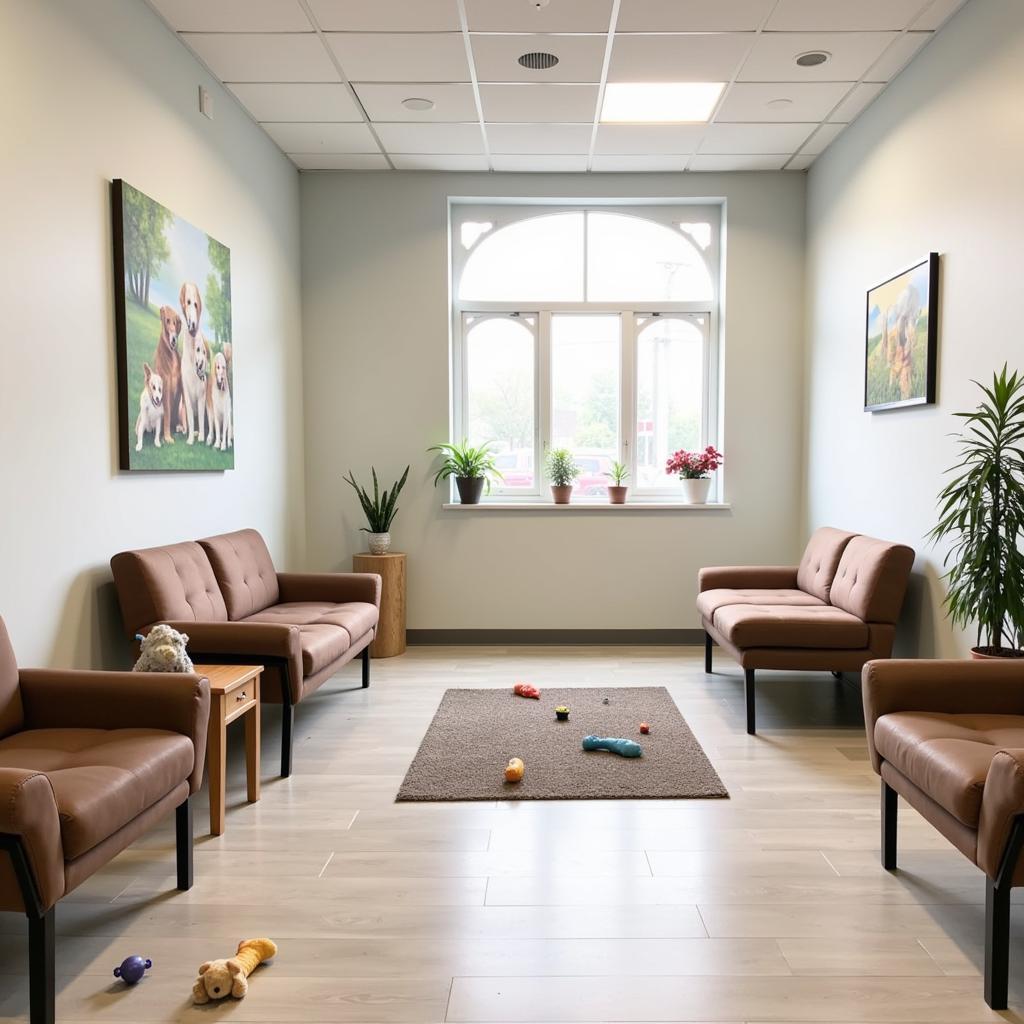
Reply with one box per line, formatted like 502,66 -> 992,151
679,477 -> 712,504
367,531 -> 391,555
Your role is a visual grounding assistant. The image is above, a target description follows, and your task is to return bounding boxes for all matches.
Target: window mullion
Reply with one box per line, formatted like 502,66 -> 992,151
538,310 -> 552,492
620,311 -> 634,482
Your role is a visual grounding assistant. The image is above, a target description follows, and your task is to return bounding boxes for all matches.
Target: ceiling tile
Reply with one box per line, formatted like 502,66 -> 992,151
798,122 -> 846,155
739,32 -> 895,82
608,33 -> 751,82
290,153 -> 389,170
149,0 -> 311,31
828,82 -> 884,122
616,0 -> 774,32
466,0 -> 613,32
591,154 -> 686,172
594,124 -> 703,155
698,122 -> 814,153
261,122 -> 379,153
470,34 -> 607,84
227,83 -> 362,122
327,33 -> 469,82
182,33 -> 339,82
786,153 -> 817,170
307,0 -> 460,31
390,154 -> 490,171
492,155 -> 589,172
356,83 -> 478,122
689,154 -> 788,171
913,0 -> 968,30
486,124 -> 593,154
479,84 -> 598,123
375,123 -> 485,153
865,32 -> 932,81
766,0 -> 929,31
715,82 -> 850,122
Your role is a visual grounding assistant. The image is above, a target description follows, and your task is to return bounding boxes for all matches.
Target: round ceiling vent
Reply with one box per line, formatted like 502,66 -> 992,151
518,51 -> 560,70
795,50 -> 831,67
402,97 -> 435,111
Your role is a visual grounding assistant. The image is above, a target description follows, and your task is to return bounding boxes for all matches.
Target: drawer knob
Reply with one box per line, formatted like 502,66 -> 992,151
236,691 -> 247,701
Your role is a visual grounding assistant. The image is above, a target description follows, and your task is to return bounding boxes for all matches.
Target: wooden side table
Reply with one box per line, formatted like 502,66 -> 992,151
353,552 -> 407,657
194,664 -> 262,836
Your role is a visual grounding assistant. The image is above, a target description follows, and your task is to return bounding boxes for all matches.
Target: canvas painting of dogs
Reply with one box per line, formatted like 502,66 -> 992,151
113,179 -> 234,470
864,253 -> 939,411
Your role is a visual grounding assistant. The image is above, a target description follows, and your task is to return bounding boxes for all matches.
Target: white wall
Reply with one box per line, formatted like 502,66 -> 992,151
803,0 -> 1024,657
301,172 -> 806,630
0,1 -> 305,667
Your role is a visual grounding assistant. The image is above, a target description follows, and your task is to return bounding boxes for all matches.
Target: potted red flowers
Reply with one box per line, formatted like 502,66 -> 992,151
666,445 -> 723,504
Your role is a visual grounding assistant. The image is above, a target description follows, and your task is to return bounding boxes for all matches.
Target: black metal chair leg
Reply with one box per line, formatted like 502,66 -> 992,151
28,907 -> 55,1024
361,645 -> 371,688
175,798 -> 193,891
744,668 -> 756,735
881,781 -> 898,870
704,632 -> 712,673
281,699 -> 294,778
985,877 -> 1011,1009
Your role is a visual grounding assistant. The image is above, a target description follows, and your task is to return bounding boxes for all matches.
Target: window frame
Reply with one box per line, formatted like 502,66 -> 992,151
450,201 -> 722,504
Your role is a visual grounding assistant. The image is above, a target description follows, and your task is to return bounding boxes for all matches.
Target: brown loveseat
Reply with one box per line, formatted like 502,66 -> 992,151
111,529 -> 381,777
0,617 -> 209,1024
699,527 -> 914,733
864,659 -> 1024,1009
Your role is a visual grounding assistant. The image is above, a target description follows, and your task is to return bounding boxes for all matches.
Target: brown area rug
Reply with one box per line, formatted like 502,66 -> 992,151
396,687 -> 728,802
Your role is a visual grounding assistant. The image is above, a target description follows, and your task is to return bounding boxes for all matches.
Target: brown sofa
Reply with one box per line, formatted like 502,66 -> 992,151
864,659 -> 1024,1009
699,527 -> 914,733
111,528 -> 381,777
0,616 -> 209,1024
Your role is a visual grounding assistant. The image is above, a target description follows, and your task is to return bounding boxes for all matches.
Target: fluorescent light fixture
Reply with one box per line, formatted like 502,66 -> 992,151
600,82 -> 725,124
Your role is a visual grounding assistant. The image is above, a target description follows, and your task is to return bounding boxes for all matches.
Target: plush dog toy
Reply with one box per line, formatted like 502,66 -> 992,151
133,625 -> 194,673
192,938 -> 277,1003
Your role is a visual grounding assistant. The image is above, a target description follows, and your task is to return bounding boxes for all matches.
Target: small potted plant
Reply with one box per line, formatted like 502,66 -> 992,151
545,447 -> 580,504
666,445 -> 723,504
343,465 -> 409,554
606,460 -> 629,504
930,365 -> 1024,658
428,440 -> 502,504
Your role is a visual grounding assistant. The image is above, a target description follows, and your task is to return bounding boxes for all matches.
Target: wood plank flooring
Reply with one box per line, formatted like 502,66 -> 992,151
0,646 -> 1018,1022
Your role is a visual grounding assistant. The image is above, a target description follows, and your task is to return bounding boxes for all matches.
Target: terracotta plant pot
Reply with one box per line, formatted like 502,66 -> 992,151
607,485 -> 628,505
455,476 -> 485,504
551,484 -> 573,504
971,646 -> 1024,660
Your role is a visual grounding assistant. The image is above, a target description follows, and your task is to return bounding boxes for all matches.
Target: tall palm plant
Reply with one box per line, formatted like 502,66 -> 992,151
930,366 -> 1024,655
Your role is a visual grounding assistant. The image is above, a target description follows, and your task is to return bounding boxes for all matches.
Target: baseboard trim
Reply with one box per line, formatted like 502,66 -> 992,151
406,629 -> 705,646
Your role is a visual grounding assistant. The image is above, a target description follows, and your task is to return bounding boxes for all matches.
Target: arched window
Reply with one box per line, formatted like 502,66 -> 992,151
450,203 -> 721,503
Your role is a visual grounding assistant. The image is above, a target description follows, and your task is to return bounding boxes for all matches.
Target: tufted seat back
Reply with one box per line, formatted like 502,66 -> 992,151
199,529 -> 281,621
110,541 -> 228,639
829,534 -> 915,624
796,527 -> 857,602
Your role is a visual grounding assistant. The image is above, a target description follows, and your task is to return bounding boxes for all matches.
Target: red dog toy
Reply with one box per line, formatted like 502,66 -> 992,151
639,722 -> 650,734
513,683 -> 541,699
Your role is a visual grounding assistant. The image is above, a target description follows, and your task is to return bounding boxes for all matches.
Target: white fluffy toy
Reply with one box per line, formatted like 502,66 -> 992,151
133,624 -> 194,673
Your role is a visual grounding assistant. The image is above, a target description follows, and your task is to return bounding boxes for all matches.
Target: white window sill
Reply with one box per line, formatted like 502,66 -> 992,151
442,501 -> 731,511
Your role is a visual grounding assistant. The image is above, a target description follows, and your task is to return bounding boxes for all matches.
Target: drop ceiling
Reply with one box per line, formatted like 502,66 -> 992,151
146,0 -> 969,173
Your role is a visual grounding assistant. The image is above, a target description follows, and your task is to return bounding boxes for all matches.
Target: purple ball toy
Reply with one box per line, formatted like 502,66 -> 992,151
113,956 -> 152,985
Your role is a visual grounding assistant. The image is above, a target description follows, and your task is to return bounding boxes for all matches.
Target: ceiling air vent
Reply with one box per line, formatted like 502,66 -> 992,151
518,51 -> 559,70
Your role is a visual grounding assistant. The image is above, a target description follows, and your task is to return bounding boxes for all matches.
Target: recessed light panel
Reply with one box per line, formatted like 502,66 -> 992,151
600,82 -> 725,124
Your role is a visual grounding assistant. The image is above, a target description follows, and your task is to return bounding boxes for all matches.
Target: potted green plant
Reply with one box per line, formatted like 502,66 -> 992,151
428,440 -> 502,504
930,366 -> 1024,658
343,465 -> 410,554
545,447 -> 580,504
606,460 -> 629,504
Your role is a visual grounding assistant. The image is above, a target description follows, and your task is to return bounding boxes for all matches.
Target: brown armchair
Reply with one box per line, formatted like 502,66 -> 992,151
0,617 -> 209,1024
863,658 -> 1024,1009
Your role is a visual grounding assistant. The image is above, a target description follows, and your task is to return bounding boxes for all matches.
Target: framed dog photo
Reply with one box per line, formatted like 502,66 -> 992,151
112,179 -> 234,471
864,253 -> 939,412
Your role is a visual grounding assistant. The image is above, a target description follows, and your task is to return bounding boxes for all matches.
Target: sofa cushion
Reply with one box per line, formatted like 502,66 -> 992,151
243,602 -> 338,627
313,603 -> 378,643
298,625 -> 351,676
796,527 -> 857,602
110,541 -> 228,638
874,712 -> 1024,827
244,601 -> 378,644
712,604 -> 870,649
0,618 -> 23,740
829,535 -> 915,624
200,530 -> 281,620
697,588 -> 824,621
0,728 -> 194,859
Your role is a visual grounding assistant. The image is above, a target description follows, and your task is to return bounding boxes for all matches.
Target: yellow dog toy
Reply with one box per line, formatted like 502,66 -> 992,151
192,938 -> 277,1003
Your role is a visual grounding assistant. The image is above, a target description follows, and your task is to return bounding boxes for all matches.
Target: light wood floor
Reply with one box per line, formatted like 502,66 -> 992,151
0,647 -> 1021,1022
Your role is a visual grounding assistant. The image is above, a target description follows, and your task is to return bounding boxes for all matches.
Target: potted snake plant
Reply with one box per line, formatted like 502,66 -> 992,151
428,440 -> 502,504
343,465 -> 409,554
930,365 -> 1024,658
606,460 -> 629,504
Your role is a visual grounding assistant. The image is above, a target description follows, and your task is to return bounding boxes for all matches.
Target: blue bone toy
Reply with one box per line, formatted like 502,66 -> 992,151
582,735 -> 642,758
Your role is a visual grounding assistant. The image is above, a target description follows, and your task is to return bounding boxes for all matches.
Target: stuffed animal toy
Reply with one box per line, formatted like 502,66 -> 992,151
582,735 -> 643,758
513,682 -> 540,699
192,938 -> 277,1003
133,625 -> 194,673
